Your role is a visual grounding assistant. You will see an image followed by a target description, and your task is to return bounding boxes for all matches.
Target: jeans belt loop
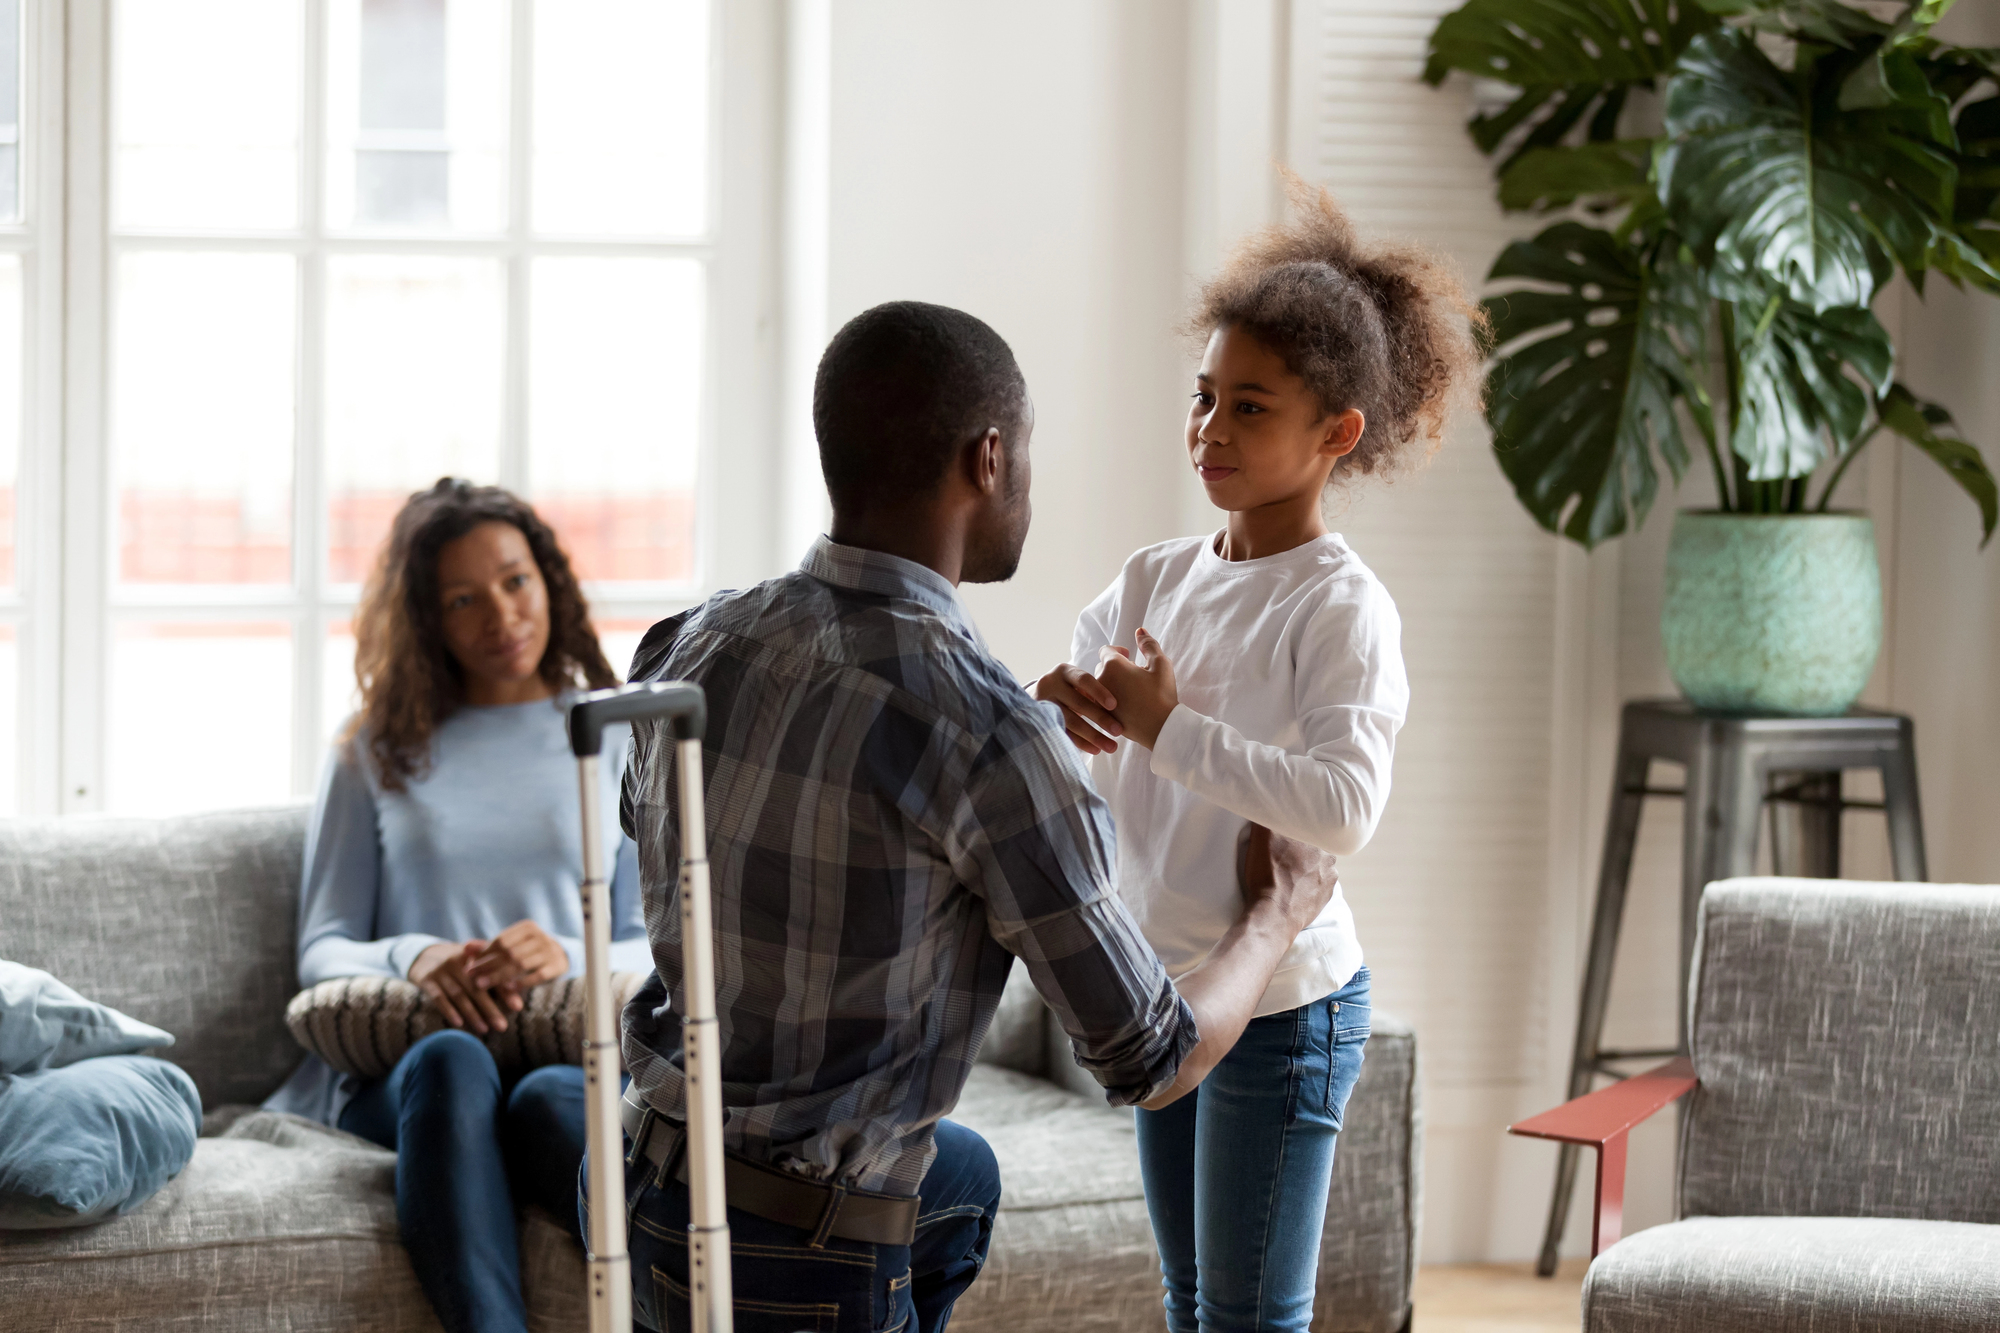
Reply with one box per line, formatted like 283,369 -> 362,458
806,1181 -> 848,1250
625,1106 -> 649,1169
654,1118 -> 686,1191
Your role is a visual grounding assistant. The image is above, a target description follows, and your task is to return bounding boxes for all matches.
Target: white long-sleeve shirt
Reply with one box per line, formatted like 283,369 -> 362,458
1072,531 -> 1407,1017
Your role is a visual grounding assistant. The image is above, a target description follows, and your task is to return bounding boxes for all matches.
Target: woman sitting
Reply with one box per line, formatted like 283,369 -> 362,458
265,478 -> 649,1333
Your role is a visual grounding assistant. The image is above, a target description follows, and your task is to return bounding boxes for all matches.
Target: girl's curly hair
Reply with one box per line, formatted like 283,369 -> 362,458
347,478 -> 619,791
1191,175 -> 1489,485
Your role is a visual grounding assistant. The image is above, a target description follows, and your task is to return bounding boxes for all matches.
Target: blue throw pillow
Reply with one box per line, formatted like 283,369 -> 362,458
0,962 -> 176,1075
0,1054 -> 202,1229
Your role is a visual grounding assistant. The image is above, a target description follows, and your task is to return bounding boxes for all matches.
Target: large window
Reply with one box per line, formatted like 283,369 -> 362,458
4,0 -> 777,818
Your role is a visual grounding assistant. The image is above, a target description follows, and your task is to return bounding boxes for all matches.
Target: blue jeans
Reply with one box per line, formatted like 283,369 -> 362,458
1135,968 -> 1372,1333
601,1117 -> 1001,1333
339,1029 -> 592,1333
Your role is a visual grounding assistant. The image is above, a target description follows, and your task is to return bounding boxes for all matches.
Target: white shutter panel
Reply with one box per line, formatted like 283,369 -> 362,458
1286,2 -> 1568,1095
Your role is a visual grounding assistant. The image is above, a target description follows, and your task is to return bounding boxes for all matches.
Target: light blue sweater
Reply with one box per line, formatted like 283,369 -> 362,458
263,697 -> 650,1125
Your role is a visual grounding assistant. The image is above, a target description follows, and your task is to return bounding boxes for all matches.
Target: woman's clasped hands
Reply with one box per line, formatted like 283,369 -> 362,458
407,919 -> 570,1035
1032,627 -> 1180,754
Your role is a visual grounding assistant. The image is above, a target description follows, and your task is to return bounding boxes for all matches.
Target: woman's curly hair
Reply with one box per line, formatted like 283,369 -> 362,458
347,479 -> 619,791
1191,175 -> 1488,485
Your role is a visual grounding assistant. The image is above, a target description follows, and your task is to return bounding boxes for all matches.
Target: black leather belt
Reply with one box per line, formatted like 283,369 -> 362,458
620,1090 -> 919,1247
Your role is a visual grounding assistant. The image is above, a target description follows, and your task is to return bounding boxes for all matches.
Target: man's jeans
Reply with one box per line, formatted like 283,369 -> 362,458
1134,968 -> 1373,1333
599,1118 -> 1001,1333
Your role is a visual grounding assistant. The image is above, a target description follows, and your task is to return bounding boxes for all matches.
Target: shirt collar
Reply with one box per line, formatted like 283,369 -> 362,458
801,535 -> 984,647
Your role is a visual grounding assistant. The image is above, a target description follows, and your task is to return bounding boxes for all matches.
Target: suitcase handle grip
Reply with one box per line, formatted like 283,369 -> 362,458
568,682 -> 707,755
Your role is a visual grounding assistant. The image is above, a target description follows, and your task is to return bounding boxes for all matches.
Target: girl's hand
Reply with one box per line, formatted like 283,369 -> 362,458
464,919 -> 570,995
1031,663 -> 1124,755
1095,628 -> 1178,749
408,940 -> 513,1035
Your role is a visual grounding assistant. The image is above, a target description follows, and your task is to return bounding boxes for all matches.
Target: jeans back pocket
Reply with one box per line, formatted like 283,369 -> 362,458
655,1264 -> 843,1333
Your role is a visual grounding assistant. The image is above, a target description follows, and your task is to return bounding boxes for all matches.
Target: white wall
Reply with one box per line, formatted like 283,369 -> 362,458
824,1 -> 1195,679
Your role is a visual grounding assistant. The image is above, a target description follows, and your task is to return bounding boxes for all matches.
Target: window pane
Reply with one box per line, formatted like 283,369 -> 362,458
322,618 -> 359,754
593,616 -> 655,683
532,0 -> 709,236
0,257 -> 18,592
107,621 -> 293,815
0,621 -> 16,816
326,0 -> 508,232
0,0 -> 21,223
325,256 -> 503,582
113,253 -> 296,585
528,258 -> 701,583
113,0 -> 302,230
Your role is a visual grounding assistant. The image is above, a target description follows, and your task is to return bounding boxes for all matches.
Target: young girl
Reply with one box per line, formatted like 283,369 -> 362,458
1033,184 -> 1483,1332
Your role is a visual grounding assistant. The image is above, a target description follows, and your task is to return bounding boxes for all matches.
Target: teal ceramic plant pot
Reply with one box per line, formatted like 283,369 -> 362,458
1661,512 -> 1882,716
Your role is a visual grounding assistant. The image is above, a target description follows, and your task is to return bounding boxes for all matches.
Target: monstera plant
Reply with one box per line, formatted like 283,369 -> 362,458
1427,0 -> 2000,713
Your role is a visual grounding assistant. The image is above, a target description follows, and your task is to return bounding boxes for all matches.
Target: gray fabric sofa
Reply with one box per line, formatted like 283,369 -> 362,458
1582,877 -> 2000,1333
0,804 -> 1421,1331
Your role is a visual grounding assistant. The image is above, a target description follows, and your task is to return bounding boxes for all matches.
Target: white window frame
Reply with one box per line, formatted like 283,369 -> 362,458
40,0 -> 782,816
2,0 -> 65,818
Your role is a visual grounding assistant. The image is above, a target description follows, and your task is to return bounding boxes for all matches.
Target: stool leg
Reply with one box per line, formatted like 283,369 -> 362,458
1537,745 -> 1649,1278
1683,735 -> 1763,1042
1771,771 -> 1841,879
1882,723 -> 1928,882
1801,771 -> 1842,880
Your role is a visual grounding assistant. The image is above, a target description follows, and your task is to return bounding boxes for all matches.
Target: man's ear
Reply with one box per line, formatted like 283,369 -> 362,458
1323,408 -> 1365,460
971,427 -> 1004,496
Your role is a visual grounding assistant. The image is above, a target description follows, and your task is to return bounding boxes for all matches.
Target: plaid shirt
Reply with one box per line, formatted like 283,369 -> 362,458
619,536 -> 1196,1195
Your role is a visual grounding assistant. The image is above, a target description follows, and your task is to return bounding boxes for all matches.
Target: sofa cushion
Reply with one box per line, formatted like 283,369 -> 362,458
972,959 -> 1049,1078
0,807 -> 310,1109
0,962 -> 177,1074
287,972 -> 649,1080
1583,1215 -> 2000,1333
0,1055 -> 201,1229
0,1109 -> 588,1332
947,1013 -> 1418,1333
1682,878 -> 2000,1223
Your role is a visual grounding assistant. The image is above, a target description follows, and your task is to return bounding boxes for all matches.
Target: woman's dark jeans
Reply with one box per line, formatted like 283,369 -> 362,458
340,1028 -> 590,1333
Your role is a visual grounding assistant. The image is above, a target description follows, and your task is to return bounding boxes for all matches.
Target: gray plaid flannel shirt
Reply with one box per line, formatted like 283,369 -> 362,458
619,536 -> 1197,1196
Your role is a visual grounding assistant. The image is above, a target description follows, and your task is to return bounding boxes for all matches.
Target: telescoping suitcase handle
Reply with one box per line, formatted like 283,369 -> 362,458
568,682 -> 732,1333
569,680 -> 707,754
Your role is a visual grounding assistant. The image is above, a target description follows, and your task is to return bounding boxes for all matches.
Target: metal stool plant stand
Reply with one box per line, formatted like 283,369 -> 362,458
1536,699 -> 1927,1277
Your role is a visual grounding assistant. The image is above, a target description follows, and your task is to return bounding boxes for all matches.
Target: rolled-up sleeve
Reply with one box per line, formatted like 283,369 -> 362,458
951,701 -> 1197,1106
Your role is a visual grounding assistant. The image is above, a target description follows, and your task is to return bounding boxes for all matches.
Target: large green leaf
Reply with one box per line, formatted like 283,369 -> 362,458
1729,296 -> 1893,478
1700,1 -> 1959,45
1483,223 -> 1709,545
1498,139 -> 1655,214
1877,382 -> 1998,544
1425,0 -> 1717,170
1660,29 -> 1958,310
1938,66 -> 2000,288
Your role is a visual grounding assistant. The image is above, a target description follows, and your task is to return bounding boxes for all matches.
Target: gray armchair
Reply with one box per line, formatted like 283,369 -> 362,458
1515,876 -> 2000,1332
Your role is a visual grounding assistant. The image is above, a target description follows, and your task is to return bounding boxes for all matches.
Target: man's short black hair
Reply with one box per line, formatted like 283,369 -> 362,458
813,301 -> 1028,511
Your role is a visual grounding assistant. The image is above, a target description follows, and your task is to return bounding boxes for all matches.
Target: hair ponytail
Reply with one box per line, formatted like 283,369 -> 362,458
1191,174 -> 1487,482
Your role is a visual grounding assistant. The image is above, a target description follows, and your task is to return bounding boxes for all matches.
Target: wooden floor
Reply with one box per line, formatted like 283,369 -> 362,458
1412,1259 -> 1586,1333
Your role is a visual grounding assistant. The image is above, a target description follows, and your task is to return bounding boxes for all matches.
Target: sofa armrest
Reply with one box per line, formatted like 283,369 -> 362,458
1508,1057 -> 1695,1258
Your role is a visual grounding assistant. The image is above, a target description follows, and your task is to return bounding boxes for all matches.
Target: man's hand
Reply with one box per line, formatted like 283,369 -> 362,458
1239,823 -> 1339,933
1095,628 -> 1177,749
409,940 -> 513,1035
465,919 -> 569,994
1031,663 -> 1124,756
1138,825 -> 1339,1112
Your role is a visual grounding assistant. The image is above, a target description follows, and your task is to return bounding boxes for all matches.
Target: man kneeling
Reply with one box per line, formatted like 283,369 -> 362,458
597,301 -> 1335,1333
